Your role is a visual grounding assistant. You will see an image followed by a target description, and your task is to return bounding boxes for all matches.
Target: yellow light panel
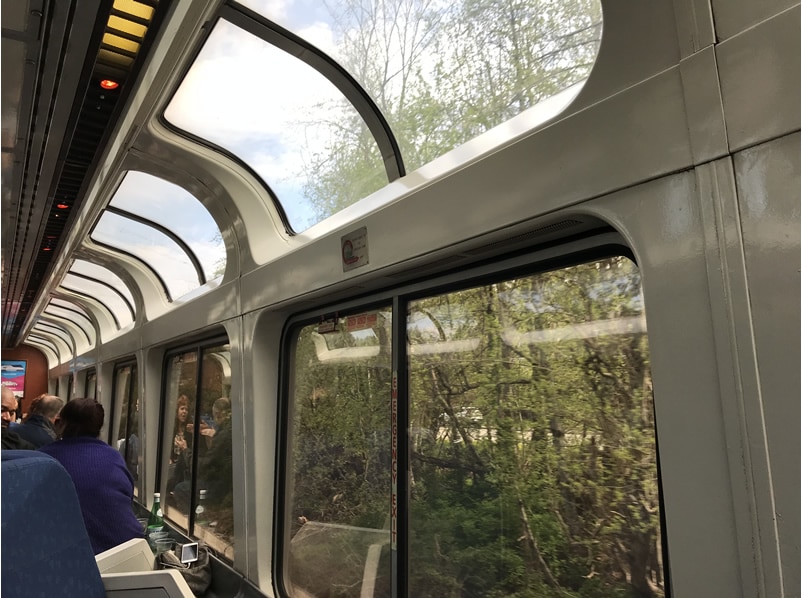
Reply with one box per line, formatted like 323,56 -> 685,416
112,0 -> 155,22
102,32 -> 141,54
107,15 -> 147,39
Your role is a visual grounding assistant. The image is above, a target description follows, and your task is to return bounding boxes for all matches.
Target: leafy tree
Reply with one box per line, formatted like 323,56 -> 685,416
299,0 -> 602,220
287,260 -> 664,597
406,258 -> 664,597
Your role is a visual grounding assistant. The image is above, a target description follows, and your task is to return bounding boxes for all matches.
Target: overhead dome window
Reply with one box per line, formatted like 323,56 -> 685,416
165,0 -> 602,232
29,297 -> 97,365
59,260 -> 136,330
165,18 -> 388,233
90,171 -> 226,302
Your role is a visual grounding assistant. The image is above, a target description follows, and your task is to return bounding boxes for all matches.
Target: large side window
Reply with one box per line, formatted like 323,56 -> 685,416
285,307 -> 394,596
408,256 -> 663,596
160,340 -> 234,560
113,362 -> 140,498
283,255 -> 665,597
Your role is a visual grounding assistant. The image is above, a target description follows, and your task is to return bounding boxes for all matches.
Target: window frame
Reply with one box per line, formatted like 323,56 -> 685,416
157,332 -> 233,558
85,368 -> 97,399
275,231 -> 671,597
110,359 -> 140,497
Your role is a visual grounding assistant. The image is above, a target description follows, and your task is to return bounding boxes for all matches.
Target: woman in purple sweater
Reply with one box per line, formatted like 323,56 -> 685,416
39,398 -> 143,554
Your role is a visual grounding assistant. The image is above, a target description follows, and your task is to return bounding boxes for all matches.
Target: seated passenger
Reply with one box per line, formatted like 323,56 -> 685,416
14,394 -> 64,448
39,397 -> 143,554
1,386 -> 35,450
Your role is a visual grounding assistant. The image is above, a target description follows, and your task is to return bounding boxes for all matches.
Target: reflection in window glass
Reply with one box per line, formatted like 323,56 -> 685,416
109,172 -> 226,281
407,257 -> 663,596
92,211 -> 199,300
114,364 -> 140,499
286,309 -> 393,597
162,351 -> 198,531
161,343 -> 234,560
240,0 -> 602,215
165,19 -> 386,232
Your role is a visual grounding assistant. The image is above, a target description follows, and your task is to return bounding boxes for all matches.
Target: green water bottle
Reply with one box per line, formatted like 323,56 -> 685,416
146,492 -> 164,533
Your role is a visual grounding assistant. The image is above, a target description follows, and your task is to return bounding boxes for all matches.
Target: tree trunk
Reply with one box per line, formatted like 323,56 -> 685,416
518,499 -> 562,590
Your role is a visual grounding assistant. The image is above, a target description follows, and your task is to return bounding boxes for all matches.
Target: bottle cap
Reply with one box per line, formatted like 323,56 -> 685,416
154,492 -> 161,498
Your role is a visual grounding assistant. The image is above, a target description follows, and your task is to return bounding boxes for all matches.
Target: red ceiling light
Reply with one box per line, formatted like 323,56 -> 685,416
100,79 -> 119,90
56,203 -> 69,209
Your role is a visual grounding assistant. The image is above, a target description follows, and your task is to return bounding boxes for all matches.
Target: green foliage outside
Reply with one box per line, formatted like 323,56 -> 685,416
298,0 -> 602,227
406,258 -> 663,597
288,258 -> 664,597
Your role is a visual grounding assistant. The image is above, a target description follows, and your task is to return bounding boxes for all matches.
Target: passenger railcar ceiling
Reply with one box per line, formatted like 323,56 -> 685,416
1,0 -> 167,349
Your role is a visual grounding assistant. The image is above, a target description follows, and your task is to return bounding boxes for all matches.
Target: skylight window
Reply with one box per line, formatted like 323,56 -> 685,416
60,273 -> 133,329
165,18 -> 387,232
91,172 -> 226,302
165,0 -> 601,232
70,259 -> 135,308
92,211 -> 199,301
32,323 -> 73,352
44,299 -> 96,346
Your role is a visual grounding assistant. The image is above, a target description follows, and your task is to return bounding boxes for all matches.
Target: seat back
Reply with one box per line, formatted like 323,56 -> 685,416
96,538 -> 156,573
1,450 -> 106,598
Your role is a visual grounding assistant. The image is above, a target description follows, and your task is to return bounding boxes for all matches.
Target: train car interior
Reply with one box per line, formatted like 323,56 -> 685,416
1,0 -> 798,597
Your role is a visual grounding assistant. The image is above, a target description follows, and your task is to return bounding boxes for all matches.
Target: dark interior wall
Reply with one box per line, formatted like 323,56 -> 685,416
1,346 -> 49,416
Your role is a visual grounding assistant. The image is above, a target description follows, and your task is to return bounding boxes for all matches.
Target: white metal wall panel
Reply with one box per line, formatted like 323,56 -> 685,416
570,0 -> 680,110
733,133 -> 801,597
679,45 -> 729,164
716,7 -> 801,152
583,172 -> 745,597
672,0 -> 716,57
711,0 -> 798,41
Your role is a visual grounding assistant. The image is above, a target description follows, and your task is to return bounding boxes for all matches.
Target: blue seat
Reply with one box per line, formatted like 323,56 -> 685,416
1,450 -> 105,598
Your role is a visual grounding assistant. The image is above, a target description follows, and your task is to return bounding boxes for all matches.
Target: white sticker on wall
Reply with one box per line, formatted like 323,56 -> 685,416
341,227 -> 369,272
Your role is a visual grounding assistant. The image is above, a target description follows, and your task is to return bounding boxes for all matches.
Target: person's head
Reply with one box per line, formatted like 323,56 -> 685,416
57,398 -> 104,439
176,395 -> 189,423
212,397 -> 231,424
1,387 -> 18,428
31,394 -> 65,423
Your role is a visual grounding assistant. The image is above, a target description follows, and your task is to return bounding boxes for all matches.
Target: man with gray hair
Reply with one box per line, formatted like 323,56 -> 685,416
15,393 -> 64,448
1,386 -> 35,449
